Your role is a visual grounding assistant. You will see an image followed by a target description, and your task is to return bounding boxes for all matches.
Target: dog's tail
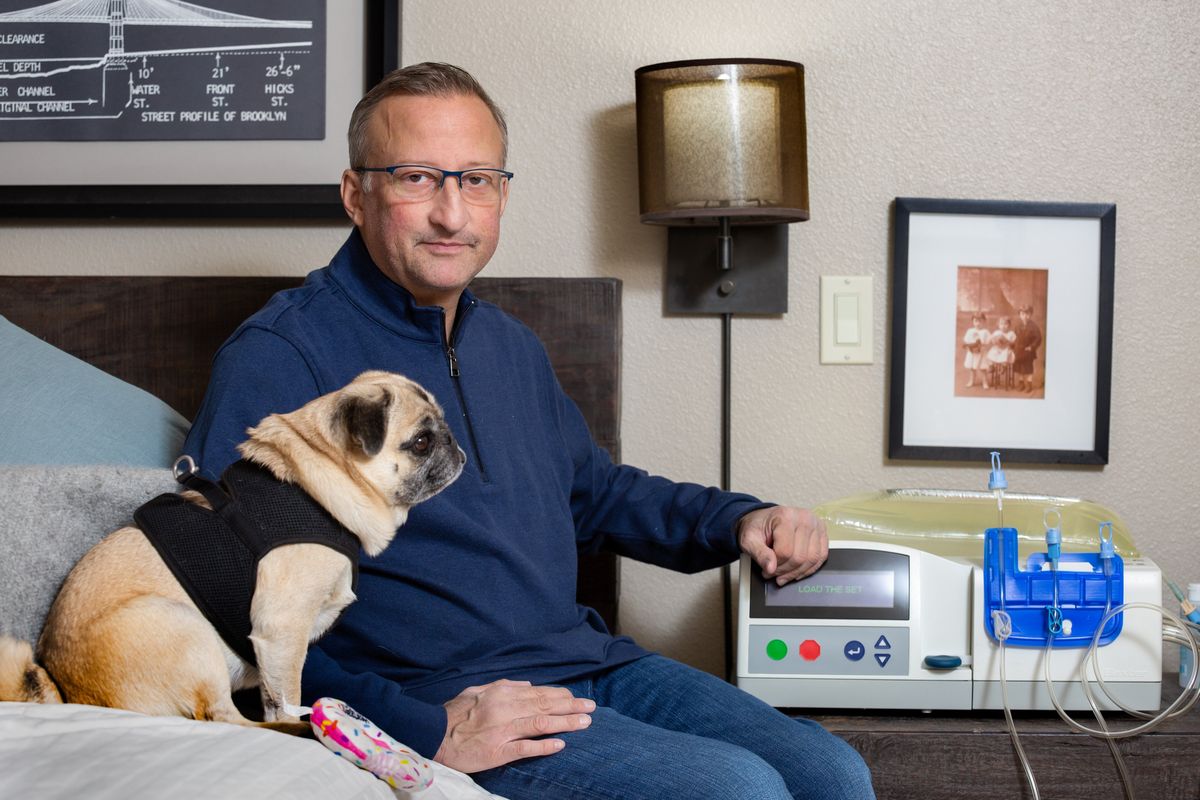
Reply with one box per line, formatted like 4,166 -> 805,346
0,636 -> 63,703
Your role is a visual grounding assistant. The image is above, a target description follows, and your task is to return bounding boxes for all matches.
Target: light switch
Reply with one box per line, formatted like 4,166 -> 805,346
821,276 -> 873,364
834,293 -> 860,345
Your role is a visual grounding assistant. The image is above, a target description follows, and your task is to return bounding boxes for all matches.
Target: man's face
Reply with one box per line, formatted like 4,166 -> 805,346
341,93 -> 508,309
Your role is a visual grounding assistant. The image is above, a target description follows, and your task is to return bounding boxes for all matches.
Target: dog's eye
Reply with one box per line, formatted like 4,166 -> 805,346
402,425 -> 436,457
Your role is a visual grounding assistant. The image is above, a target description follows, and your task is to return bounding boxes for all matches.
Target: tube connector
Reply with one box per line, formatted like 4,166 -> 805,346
989,451 -> 1007,518
1098,521 -> 1115,573
988,451 -> 1008,492
1182,583 -> 1200,625
1044,509 -> 1062,570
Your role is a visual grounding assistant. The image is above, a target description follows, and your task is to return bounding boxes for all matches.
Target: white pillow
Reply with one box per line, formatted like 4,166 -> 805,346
0,702 -> 393,800
0,703 -> 506,800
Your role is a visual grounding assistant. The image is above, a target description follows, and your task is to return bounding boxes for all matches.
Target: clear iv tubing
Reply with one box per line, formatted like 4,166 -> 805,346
1041,570 -> 1135,800
989,452 -> 1007,612
993,610 -> 1040,800
989,453 -> 1040,798
1096,561 -> 1133,800
1003,597 -> 1200,800
1043,600 -> 1200,734
989,505 -> 1058,800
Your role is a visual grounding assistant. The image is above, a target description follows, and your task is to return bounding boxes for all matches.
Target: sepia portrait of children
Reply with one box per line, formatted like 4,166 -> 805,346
955,266 -> 1048,399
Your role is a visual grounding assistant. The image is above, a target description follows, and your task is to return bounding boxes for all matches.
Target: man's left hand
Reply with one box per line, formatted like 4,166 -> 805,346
737,506 -> 828,586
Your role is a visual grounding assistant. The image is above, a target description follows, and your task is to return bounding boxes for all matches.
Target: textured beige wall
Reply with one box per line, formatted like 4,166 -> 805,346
3,1 -> 1198,677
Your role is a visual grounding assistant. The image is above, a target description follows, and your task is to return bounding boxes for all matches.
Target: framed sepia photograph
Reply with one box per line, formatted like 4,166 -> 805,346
0,0 -> 399,219
888,197 -> 1115,465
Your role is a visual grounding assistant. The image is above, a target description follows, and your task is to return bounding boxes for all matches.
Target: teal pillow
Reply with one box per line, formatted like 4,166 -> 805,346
0,315 -> 190,467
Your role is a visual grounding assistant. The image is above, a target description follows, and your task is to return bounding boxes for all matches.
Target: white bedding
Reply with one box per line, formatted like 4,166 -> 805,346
0,702 -> 505,800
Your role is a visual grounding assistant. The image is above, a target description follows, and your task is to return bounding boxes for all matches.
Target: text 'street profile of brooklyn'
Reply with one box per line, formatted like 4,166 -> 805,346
0,0 -> 326,141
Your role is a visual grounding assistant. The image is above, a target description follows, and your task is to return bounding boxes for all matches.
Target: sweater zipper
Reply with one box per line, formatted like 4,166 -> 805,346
445,300 -> 488,482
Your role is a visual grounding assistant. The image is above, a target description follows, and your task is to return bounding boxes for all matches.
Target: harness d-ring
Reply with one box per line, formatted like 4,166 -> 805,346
173,454 -> 198,482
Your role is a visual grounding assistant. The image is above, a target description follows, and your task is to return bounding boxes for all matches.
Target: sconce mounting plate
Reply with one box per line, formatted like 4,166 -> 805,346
665,225 -> 788,315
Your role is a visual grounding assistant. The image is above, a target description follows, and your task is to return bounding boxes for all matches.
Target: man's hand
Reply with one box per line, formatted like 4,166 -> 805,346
433,679 -> 595,773
737,506 -> 828,586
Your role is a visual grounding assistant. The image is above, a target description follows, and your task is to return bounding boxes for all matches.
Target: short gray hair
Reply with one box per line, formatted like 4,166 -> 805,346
348,62 -> 508,171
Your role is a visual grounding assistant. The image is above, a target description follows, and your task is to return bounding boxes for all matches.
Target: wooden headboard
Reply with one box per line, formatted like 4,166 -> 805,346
0,274 -> 622,631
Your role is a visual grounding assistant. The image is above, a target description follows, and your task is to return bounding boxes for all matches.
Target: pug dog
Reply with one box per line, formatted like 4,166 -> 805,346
0,370 -> 463,734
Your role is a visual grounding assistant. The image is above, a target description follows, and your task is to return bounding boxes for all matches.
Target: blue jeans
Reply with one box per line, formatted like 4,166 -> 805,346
471,655 -> 875,799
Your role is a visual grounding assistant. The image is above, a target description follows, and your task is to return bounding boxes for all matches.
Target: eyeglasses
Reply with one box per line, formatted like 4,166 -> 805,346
352,164 -> 513,205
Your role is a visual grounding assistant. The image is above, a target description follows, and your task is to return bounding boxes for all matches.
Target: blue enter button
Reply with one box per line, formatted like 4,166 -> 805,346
843,640 -> 865,661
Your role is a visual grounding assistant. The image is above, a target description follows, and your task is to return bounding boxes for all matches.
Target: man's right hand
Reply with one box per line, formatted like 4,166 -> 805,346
433,679 -> 595,773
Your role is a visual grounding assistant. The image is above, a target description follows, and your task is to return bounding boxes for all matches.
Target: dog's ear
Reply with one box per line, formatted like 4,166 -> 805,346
333,386 -> 393,457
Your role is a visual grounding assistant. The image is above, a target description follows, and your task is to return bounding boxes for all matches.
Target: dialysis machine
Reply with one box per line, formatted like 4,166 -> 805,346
735,488 -> 1164,712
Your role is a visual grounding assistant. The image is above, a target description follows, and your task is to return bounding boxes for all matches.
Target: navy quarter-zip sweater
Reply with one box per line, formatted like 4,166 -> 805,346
184,230 -> 767,757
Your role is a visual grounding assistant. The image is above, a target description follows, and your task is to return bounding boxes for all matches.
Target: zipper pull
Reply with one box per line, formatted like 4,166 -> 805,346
446,345 -> 460,377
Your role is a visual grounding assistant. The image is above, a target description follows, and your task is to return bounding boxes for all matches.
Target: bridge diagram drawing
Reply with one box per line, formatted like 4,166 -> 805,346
0,0 -> 327,141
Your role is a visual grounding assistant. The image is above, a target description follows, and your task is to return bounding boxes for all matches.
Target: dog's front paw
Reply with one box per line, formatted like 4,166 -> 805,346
262,698 -> 282,722
260,692 -> 296,723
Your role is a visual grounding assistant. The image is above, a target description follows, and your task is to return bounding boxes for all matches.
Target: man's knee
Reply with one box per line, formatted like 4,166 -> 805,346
674,746 -> 792,800
826,738 -> 874,797
783,727 -> 875,799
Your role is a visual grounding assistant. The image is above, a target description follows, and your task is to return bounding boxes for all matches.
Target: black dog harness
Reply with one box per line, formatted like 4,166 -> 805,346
135,458 -> 360,667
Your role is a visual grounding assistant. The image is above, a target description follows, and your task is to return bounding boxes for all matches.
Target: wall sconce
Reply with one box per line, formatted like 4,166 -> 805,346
636,58 -> 808,681
635,58 -> 808,488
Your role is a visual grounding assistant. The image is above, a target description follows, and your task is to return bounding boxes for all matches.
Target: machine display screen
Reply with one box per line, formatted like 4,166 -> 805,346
764,570 -> 895,609
748,548 -> 911,620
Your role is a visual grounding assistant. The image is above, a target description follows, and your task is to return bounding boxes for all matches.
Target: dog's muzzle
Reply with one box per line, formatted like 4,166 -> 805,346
401,427 -> 466,504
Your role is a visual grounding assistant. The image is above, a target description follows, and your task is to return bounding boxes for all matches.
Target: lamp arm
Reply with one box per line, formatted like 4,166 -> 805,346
718,216 -> 732,273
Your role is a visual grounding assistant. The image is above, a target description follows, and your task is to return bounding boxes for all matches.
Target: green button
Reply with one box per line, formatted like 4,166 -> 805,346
766,639 -> 788,661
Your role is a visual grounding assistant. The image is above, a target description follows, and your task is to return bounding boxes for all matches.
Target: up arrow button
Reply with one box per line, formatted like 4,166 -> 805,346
874,635 -> 891,649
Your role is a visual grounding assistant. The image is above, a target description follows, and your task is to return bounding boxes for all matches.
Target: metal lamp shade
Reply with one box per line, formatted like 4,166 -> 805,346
635,58 -> 808,226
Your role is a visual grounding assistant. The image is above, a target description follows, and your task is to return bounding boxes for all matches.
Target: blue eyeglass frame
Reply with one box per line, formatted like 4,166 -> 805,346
352,164 -> 514,190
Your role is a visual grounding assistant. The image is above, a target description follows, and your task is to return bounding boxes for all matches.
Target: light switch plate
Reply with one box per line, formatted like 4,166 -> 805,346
820,275 -> 873,364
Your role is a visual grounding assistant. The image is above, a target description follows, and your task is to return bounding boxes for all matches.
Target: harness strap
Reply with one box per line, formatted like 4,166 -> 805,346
173,456 -> 268,554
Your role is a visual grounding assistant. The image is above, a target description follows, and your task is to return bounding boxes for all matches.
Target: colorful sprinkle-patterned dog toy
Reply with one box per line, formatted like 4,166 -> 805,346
309,697 -> 434,792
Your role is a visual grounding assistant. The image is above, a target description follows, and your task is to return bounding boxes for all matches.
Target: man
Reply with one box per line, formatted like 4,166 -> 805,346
185,62 -> 874,799
1013,305 -> 1043,394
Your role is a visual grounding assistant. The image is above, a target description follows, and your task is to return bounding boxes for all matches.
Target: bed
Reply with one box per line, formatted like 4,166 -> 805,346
0,274 -> 621,631
0,274 -> 622,800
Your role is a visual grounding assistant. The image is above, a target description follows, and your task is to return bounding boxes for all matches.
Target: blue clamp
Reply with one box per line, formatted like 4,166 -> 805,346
1046,606 -> 1064,635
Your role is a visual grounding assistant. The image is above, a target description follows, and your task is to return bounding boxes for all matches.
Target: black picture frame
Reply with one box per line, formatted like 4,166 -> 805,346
889,197 -> 1115,465
0,0 -> 400,220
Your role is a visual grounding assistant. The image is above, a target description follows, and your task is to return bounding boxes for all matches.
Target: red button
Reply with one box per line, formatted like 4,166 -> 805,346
798,639 -> 821,661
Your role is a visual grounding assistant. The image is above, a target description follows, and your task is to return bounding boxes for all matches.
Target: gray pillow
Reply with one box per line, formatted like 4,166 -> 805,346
0,315 -> 190,467
0,465 -> 178,644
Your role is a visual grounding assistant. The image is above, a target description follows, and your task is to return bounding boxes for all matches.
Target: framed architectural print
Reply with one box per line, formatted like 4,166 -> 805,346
0,0 -> 399,218
888,197 -> 1115,465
